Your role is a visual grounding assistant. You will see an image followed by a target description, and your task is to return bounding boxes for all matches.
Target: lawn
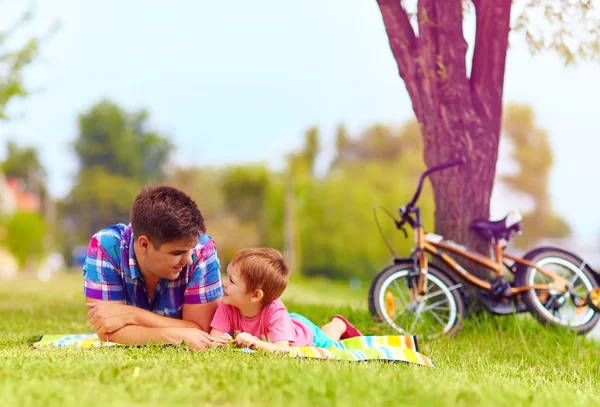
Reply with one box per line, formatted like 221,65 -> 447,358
1,272 -> 600,406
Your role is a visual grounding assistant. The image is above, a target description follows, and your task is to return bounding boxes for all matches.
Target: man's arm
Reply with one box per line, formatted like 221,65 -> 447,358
182,299 -> 220,332
86,298 -> 201,335
86,299 -> 214,349
103,326 -> 213,349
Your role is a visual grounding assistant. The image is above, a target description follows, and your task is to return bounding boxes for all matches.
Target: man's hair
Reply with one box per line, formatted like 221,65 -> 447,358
229,248 -> 290,304
130,185 -> 205,247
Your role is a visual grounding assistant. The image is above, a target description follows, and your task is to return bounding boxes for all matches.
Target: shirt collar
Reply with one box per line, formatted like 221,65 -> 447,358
126,225 -> 143,280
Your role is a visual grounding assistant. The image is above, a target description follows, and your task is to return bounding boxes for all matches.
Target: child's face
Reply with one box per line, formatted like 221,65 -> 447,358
222,265 -> 257,308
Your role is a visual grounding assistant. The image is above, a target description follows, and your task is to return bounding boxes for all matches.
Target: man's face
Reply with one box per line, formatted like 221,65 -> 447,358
139,236 -> 198,280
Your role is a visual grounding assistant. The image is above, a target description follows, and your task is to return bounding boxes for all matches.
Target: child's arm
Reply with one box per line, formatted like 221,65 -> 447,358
233,332 -> 290,353
209,328 -> 232,348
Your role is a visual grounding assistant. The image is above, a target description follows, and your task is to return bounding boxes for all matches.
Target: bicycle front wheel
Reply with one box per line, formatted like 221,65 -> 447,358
515,247 -> 600,335
368,261 -> 466,338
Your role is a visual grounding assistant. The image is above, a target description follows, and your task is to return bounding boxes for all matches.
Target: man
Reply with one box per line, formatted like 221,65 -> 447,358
83,185 -> 223,350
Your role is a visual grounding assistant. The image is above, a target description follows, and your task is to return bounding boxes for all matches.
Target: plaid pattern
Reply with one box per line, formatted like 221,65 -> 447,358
83,223 -> 223,317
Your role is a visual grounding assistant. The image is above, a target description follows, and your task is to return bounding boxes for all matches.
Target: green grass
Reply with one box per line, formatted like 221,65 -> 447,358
2,273 -> 600,406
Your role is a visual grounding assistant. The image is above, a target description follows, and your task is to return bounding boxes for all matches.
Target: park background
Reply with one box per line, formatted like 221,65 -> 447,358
2,2 -> 600,406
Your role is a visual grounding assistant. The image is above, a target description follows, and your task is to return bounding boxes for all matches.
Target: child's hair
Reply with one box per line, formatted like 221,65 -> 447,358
229,248 -> 290,305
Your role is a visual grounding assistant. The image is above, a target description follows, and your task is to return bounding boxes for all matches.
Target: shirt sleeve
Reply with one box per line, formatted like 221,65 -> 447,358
82,234 -> 125,301
184,236 -> 224,304
210,302 -> 232,334
267,303 -> 296,343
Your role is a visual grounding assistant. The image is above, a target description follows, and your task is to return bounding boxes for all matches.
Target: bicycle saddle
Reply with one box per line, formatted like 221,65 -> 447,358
470,210 -> 522,242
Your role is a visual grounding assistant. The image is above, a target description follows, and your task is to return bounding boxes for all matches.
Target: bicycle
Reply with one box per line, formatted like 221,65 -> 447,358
368,156 -> 600,338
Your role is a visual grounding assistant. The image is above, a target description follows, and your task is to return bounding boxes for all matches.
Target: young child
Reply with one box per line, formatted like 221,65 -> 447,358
209,248 -> 363,353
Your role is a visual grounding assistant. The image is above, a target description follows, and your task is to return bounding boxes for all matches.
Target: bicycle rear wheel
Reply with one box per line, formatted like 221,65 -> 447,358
368,261 -> 466,338
515,247 -> 600,335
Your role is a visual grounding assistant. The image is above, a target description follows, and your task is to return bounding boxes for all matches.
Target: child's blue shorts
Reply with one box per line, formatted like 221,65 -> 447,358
289,312 -> 335,348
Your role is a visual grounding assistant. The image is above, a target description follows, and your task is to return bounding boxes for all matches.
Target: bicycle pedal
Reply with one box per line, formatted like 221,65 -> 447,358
479,290 -> 527,315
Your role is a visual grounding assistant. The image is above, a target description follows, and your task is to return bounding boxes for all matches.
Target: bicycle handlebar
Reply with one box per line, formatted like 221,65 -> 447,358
406,155 -> 467,209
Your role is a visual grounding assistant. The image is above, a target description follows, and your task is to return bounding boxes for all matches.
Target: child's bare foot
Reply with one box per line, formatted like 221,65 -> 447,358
331,315 -> 363,339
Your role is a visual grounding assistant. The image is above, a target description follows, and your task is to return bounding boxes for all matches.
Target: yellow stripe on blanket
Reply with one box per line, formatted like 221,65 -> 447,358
289,335 -> 433,367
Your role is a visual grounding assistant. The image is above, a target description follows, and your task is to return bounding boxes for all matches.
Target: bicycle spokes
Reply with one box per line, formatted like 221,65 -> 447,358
382,272 -> 459,336
528,258 -> 595,326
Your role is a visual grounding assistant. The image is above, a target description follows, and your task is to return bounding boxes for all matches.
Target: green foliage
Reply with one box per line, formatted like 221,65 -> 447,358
501,103 -> 571,247
331,120 -> 424,169
303,126 -> 320,175
0,211 -> 46,267
0,7 -> 38,119
58,99 -> 174,251
513,1 -> 600,65
287,126 -> 321,177
1,140 -> 47,199
60,168 -> 141,245
166,166 -> 225,218
298,159 -> 433,279
74,99 -> 173,183
285,118 -> 431,279
0,4 -> 58,120
221,164 -> 270,225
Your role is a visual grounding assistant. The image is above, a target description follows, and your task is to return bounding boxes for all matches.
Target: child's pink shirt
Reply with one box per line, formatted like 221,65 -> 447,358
210,298 -> 314,346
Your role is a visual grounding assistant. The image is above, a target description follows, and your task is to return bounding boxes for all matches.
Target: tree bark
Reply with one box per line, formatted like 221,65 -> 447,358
376,0 -> 512,300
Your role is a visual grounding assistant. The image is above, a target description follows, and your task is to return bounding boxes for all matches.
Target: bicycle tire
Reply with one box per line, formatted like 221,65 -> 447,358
368,260 -> 466,338
515,247 -> 600,335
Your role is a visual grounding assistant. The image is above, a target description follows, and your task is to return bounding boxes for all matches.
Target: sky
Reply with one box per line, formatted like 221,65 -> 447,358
1,1 -> 600,243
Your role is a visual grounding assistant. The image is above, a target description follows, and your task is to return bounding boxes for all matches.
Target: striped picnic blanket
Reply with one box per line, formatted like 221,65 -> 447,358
31,333 -> 434,367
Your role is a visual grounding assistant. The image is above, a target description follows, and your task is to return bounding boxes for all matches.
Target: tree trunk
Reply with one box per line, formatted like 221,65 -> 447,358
376,0 -> 512,301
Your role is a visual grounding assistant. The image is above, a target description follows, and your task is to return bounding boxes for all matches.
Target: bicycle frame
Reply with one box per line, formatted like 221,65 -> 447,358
409,219 -> 570,297
390,155 -> 572,301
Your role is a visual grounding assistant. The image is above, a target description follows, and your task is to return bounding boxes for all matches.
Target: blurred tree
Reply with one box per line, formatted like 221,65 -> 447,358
59,100 -> 174,254
376,0 -> 599,280
328,124 -> 350,171
74,99 -> 173,184
287,126 -> 321,177
1,140 -> 47,197
283,127 -> 322,273
166,166 -> 224,220
1,211 -> 46,268
0,5 -> 39,119
330,119 -> 425,174
299,158 -> 434,280
285,119 -> 432,279
60,168 -> 141,247
501,103 -> 571,248
221,164 -> 270,243
303,126 -> 320,176
0,3 -> 59,119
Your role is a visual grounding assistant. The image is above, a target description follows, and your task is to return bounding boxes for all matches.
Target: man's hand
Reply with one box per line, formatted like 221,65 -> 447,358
173,328 -> 216,350
87,302 -> 134,339
233,332 -> 257,349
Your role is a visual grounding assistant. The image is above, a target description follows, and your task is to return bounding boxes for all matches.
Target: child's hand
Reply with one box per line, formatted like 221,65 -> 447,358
212,333 -> 233,348
233,332 -> 257,349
